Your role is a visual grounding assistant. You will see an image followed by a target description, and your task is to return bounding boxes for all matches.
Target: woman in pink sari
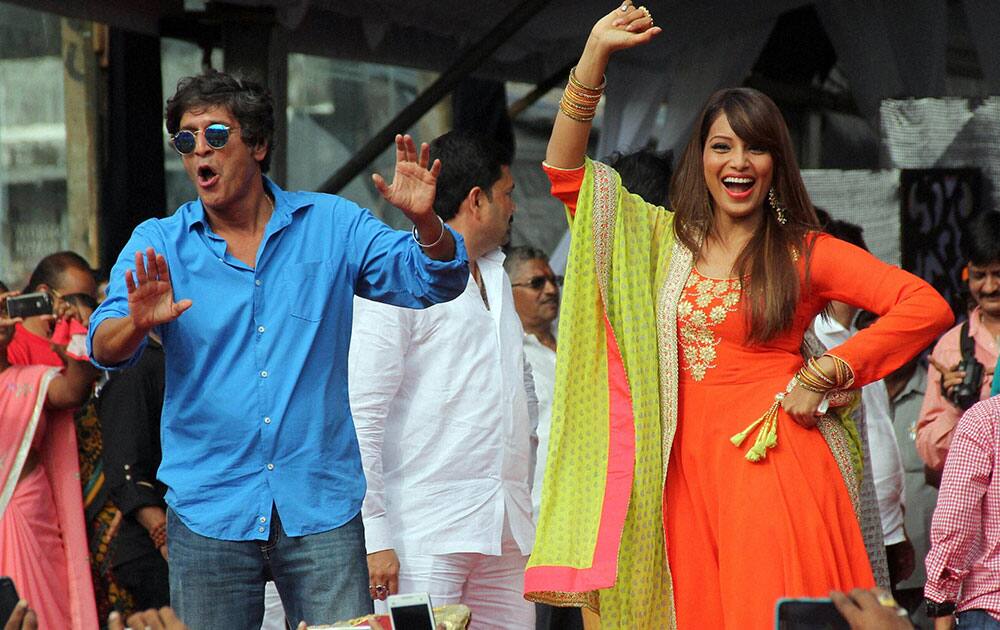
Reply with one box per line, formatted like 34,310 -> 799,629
0,291 -> 99,629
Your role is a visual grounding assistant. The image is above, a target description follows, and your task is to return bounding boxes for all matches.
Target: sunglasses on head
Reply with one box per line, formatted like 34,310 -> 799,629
511,274 -> 563,290
170,123 -> 238,155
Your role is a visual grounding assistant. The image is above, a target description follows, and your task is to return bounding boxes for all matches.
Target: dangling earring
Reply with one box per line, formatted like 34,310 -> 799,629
768,187 -> 787,225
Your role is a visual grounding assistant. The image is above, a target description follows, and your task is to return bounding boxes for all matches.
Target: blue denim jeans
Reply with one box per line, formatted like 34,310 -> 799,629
957,610 -> 1000,629
167,506 -> 372,629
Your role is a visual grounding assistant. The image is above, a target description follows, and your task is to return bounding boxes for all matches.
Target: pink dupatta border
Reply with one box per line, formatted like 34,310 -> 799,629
523,315 -> 636,592
1,365 -> 98,629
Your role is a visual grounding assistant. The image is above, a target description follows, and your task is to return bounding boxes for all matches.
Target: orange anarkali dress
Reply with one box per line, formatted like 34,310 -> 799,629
526,159 -> 953,629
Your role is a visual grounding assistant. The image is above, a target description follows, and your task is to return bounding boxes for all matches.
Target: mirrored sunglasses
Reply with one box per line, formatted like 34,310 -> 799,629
170,123 -> 237,155
512,275 -> 563,290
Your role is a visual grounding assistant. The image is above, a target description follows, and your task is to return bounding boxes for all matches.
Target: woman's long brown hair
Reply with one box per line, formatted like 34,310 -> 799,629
668,87 -> 820,344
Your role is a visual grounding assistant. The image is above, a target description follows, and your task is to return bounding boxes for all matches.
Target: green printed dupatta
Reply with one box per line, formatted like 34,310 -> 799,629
524,159 -> 682,628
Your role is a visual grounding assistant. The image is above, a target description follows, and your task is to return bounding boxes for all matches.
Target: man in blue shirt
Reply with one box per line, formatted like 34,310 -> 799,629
88,70 -> 468,628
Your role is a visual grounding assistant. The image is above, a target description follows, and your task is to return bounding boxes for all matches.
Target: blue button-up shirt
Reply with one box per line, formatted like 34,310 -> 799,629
88,178 -> 468,541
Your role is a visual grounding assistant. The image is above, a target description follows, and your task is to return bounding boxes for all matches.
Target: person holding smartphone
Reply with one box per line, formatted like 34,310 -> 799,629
0,291 -> 100,630
87,70 -> 468,628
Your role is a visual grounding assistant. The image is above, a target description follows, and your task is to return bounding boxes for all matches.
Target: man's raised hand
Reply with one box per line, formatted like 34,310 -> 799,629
372,134 -> 442,225
125,248 -> 192,332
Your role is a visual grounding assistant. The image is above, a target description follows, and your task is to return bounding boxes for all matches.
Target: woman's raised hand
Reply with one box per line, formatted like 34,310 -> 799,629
587,2 -> 661,55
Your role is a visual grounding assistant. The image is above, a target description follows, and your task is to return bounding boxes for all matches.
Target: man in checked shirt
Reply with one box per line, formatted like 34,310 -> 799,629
923,395 -> 1000,629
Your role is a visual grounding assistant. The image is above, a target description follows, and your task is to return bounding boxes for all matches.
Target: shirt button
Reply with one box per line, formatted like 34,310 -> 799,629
255,279 -> 262,286
266,463 -> 274,471
264,416 -> 272,424
258,526 -> 265,533
259,516 -> 267,523
260,370 -> 268,378
258,326 -> 266,333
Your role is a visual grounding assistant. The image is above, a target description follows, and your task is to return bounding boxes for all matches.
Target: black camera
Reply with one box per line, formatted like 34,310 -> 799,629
949,356 -> 984,411
949,319 -> 984,411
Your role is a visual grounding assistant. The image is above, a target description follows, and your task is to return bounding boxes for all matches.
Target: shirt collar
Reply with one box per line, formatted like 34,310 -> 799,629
181,176 -> 313,232
480,247 -> 506,266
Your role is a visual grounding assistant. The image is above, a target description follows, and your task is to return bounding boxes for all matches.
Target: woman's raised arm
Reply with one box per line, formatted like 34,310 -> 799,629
545,2 -> 661,169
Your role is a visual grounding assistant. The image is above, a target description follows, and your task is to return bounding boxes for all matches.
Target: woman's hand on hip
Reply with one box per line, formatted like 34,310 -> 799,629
781,382 -> 825,428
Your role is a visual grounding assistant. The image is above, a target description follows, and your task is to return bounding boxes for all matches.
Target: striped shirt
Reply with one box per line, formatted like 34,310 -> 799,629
924,395 -> 1000,622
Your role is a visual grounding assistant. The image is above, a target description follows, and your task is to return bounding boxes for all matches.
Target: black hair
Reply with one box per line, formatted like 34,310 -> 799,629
25,251 -> 94,293
967,211 -> 1000,266
604,148 -> 673,208
165,69 -> 275,173
822,218 -> 868,252
428,131 -> 508,222
503,245 -> 549,276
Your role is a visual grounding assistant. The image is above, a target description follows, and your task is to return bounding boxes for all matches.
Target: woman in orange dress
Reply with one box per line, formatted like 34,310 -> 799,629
524,3 -> 953,629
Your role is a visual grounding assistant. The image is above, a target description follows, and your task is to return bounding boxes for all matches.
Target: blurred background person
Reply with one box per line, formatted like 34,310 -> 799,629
504,246 -> 582,630
886,356 -> 937,629
97,335 -> 170,612
917,211 -> 1000,476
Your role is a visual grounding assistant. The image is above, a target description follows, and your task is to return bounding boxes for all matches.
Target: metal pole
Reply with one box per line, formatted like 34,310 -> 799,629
319,0 -> 552,194
508,61 -> 574,120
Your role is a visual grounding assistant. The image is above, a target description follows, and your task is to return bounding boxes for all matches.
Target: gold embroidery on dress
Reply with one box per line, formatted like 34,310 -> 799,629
678,271 -> 741,381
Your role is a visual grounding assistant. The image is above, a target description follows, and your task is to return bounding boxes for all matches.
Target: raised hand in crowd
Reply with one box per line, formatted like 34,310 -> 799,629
2,601 -> 37,630
0,291 -> 95,408
367,549 -> 400,601
107,607 -> 189,630
371,134 -> 454,261
830,588 -> 913,630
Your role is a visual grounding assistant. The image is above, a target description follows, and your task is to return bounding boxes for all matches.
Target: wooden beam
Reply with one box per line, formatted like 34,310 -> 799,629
61,18 -> 101,267
319,0 -> 553,194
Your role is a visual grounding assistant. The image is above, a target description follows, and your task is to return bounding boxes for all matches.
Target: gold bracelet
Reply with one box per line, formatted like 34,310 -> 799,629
559,99 -> 596,122
793,375 -> 828,394
568,66 -> 606,94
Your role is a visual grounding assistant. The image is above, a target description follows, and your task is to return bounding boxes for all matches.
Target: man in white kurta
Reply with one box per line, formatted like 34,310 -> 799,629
349,132 -> 537,629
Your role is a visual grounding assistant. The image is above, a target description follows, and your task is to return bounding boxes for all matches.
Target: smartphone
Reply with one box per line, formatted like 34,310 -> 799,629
0,577 -> 20,627
774,597 -> 850,630
6,292 -> 53,319
388,592 -> 436,630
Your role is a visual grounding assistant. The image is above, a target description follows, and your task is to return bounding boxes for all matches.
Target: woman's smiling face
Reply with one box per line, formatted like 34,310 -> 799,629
702,111 -> 773,223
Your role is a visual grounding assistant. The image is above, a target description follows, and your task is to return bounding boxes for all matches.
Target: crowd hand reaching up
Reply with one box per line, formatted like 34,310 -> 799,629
830,589 -> 913,630
367,549 -> 400,601
108,608 -> 189,630
0,291 -> 22,346
125,248 -> 193,332
3,601 -> 37,630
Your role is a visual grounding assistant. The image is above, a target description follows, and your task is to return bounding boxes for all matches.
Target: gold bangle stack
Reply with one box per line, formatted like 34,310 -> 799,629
559,67 -> 606,122
794,355 -> 855,394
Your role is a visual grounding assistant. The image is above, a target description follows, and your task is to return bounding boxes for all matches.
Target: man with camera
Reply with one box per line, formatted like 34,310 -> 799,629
917,212 -> 1000,475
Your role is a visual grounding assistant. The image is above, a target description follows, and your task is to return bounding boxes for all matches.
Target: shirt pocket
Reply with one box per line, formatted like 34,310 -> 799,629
284,261 -> 328,322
